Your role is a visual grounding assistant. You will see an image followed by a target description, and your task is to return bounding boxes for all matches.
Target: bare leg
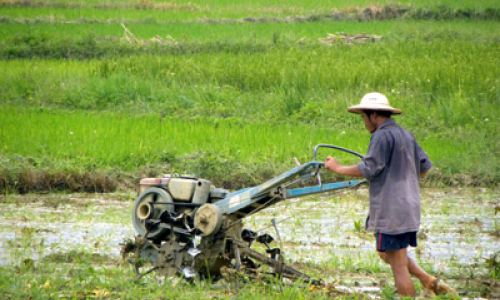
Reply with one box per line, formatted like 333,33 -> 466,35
407,256 -> 436,289
382,248 -> 416,297
379,251 -> 437,292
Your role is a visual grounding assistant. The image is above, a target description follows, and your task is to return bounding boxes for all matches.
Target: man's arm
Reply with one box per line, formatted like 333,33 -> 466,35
324,156 -> 363,178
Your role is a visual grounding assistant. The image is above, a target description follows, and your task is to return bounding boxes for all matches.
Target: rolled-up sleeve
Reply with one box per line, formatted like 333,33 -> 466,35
357,133 -> 388,180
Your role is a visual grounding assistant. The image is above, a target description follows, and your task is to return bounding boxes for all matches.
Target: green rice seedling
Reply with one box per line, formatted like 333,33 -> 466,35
359,252 -> 388,274
380,283 -> 398,300
353,219 -> 362,233
1,0 -> 499,193
487,251 -> 500,280
1,20 -> 499,45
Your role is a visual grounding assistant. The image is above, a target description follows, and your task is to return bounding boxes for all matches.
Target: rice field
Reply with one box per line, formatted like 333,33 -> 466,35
0,188 -> 498,299
0,1 -> 499,299
0,1 -> 499,189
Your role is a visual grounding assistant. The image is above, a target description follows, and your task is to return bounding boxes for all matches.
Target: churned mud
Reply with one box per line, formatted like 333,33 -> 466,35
0,188 -> 499,298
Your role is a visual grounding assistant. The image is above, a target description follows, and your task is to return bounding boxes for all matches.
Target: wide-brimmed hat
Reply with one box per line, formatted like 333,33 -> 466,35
348,92 -> 402,114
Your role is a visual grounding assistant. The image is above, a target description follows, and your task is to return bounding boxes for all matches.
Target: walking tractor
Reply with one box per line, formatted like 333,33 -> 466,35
121,144 -> 366,283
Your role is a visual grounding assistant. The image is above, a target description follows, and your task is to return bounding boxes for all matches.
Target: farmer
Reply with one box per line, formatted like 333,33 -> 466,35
324,93 -> 457,297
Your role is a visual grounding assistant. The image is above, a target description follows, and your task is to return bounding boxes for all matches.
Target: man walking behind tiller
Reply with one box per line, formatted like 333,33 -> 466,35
324,93 -> 457,297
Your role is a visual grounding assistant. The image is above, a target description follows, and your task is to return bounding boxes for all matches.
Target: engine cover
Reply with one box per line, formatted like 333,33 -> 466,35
168,178 -> 197,201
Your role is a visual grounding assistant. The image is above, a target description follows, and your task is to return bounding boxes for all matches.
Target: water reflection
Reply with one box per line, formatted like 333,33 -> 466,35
0,189 -> 498,296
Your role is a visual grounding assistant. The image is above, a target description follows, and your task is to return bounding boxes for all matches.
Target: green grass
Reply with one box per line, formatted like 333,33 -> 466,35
1,20 -> 499,42
0,103 -> 498,193
1,0 -> 500,25
2,0 -> 500,18
0,1 -> 498,299
0,106 -> 369,169
0,259 -> 369,300
0,6 -> 201,20
0,0 -> 499,191
3,0 -> 500,7
0,24 -> 499,190
2,33 -> 498,107
1,31 -> 498,129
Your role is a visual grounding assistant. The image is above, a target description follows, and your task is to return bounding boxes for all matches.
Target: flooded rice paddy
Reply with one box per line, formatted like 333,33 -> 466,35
0,188 -> 499,298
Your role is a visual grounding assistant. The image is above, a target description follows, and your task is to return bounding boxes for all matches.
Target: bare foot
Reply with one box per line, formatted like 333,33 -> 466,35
421,276 -> 438,290
430,278 -> 459,296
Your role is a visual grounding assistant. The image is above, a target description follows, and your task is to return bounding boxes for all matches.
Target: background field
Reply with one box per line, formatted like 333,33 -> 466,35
1,1 -> 500,300
0,0 -> 499,193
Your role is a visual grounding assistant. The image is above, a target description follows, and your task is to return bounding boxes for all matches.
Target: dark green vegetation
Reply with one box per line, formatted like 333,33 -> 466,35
2,254 -> 362,300
0,0 -> 499,193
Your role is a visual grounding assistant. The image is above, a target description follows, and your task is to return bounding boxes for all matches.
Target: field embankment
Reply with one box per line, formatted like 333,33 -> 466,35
1,0 -> 500,23
0,0 -> 499,193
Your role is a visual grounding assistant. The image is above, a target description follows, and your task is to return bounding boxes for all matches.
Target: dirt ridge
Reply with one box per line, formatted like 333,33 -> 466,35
0,165 -> 497,194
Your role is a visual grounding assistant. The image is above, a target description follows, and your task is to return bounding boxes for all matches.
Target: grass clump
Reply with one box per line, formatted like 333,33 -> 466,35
0,257 -> 368,300
487,251 -> 500,280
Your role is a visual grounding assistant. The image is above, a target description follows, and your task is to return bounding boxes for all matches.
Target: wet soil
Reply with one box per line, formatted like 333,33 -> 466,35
0,188 -> 499,298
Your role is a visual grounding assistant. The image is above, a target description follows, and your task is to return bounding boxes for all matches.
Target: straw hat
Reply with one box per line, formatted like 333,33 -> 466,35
348,92 -> 402,114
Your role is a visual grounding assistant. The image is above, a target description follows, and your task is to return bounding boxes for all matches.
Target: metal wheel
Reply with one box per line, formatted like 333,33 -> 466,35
132,187 -> 173,239
194,203 -> 223,237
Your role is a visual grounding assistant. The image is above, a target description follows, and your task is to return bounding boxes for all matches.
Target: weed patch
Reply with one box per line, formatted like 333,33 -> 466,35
487,251 -> 500,280
42,250 -> 119,265
0,162 -> 118,193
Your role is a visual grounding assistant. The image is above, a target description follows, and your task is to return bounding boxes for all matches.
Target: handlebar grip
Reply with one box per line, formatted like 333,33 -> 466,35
313,144 -> 364,160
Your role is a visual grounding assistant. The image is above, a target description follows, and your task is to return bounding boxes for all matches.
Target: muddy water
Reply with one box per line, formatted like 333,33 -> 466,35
249,188 -> 500,297
0,194 -> 135,265
0,188 -> 499,298
252,188 -> 500,272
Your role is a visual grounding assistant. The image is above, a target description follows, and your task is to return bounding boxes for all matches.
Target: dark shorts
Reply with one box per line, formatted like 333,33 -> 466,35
375,232 -> 417,252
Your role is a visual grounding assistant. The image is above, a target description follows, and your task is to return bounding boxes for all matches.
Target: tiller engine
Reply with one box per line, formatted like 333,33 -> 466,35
121,145 -> 364,283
